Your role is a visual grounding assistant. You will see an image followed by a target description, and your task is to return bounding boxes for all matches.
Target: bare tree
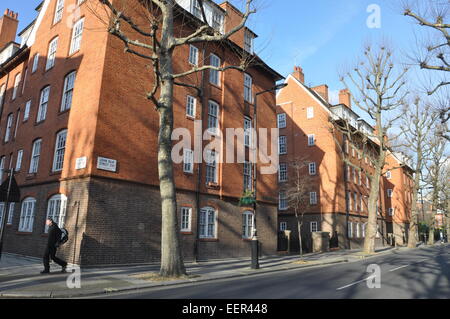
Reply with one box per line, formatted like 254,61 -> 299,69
424,130 -> 448,244
285,158 -> 314,260
403,0 -> 450,138
94,0 -> 257,277
337,45 -> 409,254
398,97 -> 438,248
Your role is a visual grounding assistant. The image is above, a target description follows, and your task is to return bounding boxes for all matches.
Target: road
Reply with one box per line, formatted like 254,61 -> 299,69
90,245 -> 450,299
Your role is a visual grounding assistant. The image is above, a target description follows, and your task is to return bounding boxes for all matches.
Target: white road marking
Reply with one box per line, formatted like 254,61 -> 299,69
388,265 -> 409,272
336,275 -> 376,291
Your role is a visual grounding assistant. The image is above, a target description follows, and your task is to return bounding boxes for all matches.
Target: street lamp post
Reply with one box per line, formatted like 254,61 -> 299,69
251,83 -> 287,270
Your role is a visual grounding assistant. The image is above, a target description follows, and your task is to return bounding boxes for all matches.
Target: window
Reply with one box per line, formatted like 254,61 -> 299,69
0,203 -> 4,226
242,211 -> 254,239
207,100 -> 220,134
209,54 -> 221,86
279,191 -> 287,210
278,136 -> 287,154
277,113 -> 286,128
199,207 -> 216,238
353,167 -> 357,183
352,147 -> 355,157
212,11 -> 223,32
14,110 -> 20,139
310,221 -> 318,233
77,0 -> 86,5
24,100 -> 31,121
19,198 -> 36,232
186,95 -> 196,118
354,192 -> 358,211
244,73 -> 253,103
32,54 -> 39,73
183,149 -> 194,173
37,86 -> 50,122
279,163 -> 287,182
180,207 -> 192,232
31,53 -> 39,73
388,208 -> 394,216
53,130 -> 67,172
348,222 -> 353,238
362,223 -> 366,238
0,156 -> 4,182
366,176 -> 370,188
387,189 -> 393,198
69,18 -> 85,55
243,161 -> 252,191
0,84 -> 5,105
307,107 -> 314,119
12,73 -> 21,100
21,69 -> 28,95
244,117 -> 252,147
192,0 -> 202,18
386,171 -> 392,179
45,194 -> 67,233
189,45 -> 198,65
309,162 -> 317,175
356,223 -> 361,238
61,71 -> 76,112
308,134 -> 315,146
7,202 -> 15,225
360,194 -> 363,213
346,191 -> 351,211
29,139 -> 42,174
310,192 -> 317,205
244,30 -> 254,53
15,150 -> 23,171
280,222 -> 287,231
345,139 -> 349,154
46,37 -> 59,70
345,164 -> 350,181
205,150 -> 218,183
53,0 -> 65,24
358,170 -> 362,185
4,113 -> 13,142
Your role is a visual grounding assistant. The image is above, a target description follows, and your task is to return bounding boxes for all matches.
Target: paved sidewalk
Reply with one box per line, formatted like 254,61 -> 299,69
0,245 -> 428,298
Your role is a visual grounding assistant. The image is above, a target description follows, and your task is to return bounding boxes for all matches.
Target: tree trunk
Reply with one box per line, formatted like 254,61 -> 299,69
427,223 -> 435,245
364,157 -> 383,254
158,7 -> 186,277
295,209 -> 303,260
407,172 -> 421,248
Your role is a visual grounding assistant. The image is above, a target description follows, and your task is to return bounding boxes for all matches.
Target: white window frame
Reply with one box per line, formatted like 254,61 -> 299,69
388,208 -> 394,216
46,37 -> 59,70
207,100 -> 219,135
0,156 -> 4,182
180,207 -> 192,232
243,161 -> 252,191
24,100 -> 31,121
277,113 -> 286,128
7,202 -> 15,225
278,136 -> 287,155
15,150 -> 23,171
306,107 -> 314,119
209,54 -> 221,86
199,207 -> 217,239
61,71 -> 76,112
310,191 -> 317,205
387,189 -> 393,198
45,194 -> 67,233
308,134 -> 315,146
32,53 -> 39,73
52,130 -> 67,172
29,139 -> 42,174
278,163 -> 287,182
356,223 -> 361,238
242,211 -> 254,239
0,84 -> 5,106
310,221 -> 318,233
279,191 -> 287,210
244,30 -> 254,53
280,222 -> 287,231
205,150 -> 218,184
189,45 -> 199,66
12,73 -> 21,100
386,171 -> 392,179
309,162 -> 317,175
244,73 -> 253,103
186,95 -> 196,118
37,86 -> 50,122
244,116 -> 252,147
348,222 -> 353,238
53,0 -> 65,24
69,18 -> 85,55
183,148 -> 194,173
4,113 -> 13,143
19,198 -> 36,233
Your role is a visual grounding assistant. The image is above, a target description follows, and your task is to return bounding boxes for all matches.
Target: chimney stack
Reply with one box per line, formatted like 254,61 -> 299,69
0,9 -> 19,50
339,89 -> 351,108
293,66 -> 305,84
312,84 -> 329,103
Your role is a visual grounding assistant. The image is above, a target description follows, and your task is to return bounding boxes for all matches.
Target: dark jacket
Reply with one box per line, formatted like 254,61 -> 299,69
47,223 -> 62,248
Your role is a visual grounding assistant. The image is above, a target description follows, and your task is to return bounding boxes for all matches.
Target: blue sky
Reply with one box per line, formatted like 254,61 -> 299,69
0,0 -> 431,103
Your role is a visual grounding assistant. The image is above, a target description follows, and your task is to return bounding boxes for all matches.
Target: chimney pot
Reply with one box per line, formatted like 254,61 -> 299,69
339,89 -> 352,108
293,66 -> 305,84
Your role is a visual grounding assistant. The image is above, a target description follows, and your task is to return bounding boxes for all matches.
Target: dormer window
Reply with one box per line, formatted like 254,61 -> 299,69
244,30 -> 254,53
212,11 -> 223,32
192,0 -> 202,18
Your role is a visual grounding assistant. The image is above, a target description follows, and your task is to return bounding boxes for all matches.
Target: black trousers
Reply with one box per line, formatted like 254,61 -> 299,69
43,246 -> 67,270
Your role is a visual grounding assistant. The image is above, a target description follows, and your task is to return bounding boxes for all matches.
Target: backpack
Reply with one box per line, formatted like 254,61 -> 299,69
57,228 -> 69,247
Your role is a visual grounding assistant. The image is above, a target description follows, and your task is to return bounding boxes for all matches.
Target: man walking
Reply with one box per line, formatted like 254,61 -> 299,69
41,218 -> 67,274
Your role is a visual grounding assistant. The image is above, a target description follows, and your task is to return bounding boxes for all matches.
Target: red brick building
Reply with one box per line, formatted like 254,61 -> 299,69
0,0 -> 282,265
276,67 -> 413,251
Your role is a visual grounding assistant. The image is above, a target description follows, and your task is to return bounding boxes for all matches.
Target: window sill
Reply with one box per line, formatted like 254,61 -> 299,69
67,49 -> 81,59
183,171 -> 194,175
49,171 -> 62,176
26,173 -> 37,180
34,120 -> 45,127
186,115 -> 196,121
199,238 -> 219,242
209,82 -> 222,90
206,182 -> 220,190
16,231 -> 33,235
58,108 -> 70,116
180,231 -> 193,235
